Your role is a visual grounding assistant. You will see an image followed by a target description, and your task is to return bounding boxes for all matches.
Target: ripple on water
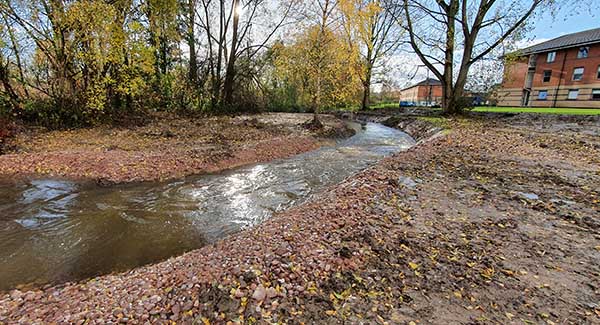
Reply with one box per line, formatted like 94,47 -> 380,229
0,122 -> 415,290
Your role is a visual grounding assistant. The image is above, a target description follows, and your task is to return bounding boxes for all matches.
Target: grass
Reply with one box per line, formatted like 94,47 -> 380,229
369,102 -> 400,110
472,106 -> 600,115
417,116 -> 450,129
365,103 -> 600,115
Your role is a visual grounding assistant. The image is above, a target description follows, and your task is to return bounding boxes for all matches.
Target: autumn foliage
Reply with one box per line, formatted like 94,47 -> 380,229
0,117 -> 16,153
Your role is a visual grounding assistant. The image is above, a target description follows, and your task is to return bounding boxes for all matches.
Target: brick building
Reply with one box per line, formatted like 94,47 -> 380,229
398,78 -> 443,106
497,27 -> 600,108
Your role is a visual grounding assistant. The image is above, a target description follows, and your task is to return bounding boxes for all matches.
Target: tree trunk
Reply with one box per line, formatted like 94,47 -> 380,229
440,0 -> 458,114
222,0 -> 240,107
361,64 -> 372,111
187,0 -> 198,86
361,80 -> 370,111
443,86 -> 458,115
3,15 -> 28,98
0,59 -> 22,112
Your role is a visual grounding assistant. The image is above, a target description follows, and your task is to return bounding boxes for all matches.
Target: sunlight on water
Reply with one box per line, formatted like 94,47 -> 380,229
0,122 -> 414,290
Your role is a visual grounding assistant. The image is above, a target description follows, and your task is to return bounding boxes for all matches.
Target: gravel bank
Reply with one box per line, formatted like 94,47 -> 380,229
0,113 -> 352,185
1,114 -> 598,324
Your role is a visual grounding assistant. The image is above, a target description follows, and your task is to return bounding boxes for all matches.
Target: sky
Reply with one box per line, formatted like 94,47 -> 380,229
530,4 -> 600,41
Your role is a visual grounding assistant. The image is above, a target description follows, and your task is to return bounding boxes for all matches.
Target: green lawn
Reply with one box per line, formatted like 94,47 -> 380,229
365,103 -> 600,115
368,102 -> 399,109
472,106 -> 600,115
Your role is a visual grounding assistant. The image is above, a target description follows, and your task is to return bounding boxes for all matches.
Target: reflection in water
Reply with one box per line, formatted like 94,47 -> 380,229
0,122 -> 414,290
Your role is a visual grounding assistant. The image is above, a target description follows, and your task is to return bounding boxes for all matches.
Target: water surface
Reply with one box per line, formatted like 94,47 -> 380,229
0,122 -> 414,290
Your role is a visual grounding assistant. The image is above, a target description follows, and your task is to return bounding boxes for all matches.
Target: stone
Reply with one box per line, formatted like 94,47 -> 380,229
252,286 -> 266,301
266,287 -> 278,299
234,289 -> 245,298
10,290 -> 23,300
550,198 -> 576,205
398,176 -> 418,189
516,192 -> 539,200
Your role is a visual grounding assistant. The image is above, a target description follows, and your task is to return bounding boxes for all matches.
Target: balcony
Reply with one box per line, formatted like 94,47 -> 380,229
528,54 -> 537,70
525,71 -> 534,89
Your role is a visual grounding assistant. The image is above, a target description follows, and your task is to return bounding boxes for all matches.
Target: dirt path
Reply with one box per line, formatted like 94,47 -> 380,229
0,114 -> 599,324
0,113 -> 351,185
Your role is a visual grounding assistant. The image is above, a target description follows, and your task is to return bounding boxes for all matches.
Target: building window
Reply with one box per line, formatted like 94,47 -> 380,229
592,89 -> 600,100
538,90 -> 548,100
568,89 -> 579,100
577,47 -> 589,59
572,67 -> 584,81
546,52 -> 556,63
543,70 -> 552,82
597,65 -> 600,79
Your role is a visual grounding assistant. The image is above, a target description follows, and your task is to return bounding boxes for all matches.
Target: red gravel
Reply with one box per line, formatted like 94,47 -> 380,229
0,113 -> 348,184
0,114 -> 598,324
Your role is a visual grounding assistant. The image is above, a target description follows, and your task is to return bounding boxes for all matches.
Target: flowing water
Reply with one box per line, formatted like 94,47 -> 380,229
0,122 -> 414,291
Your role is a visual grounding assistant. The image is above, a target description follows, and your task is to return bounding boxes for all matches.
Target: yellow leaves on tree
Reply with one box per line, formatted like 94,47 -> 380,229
61,1 -> 154,118
272,24 -> 363,111
339,0 -> 403,109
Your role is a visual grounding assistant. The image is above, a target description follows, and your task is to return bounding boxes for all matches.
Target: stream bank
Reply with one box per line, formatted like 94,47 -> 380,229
1,113 -> 599,324
0,122 -> 413,293
0,113 -> 354,185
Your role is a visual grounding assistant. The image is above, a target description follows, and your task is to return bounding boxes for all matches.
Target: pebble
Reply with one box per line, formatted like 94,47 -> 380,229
252,286 -> 266,301
398,176 -> 418,188
10,290 -> 22,300
516,191 -> 539,200
550,198 -> 576,205
234,289 -> 245,298
266,287 -> 278,299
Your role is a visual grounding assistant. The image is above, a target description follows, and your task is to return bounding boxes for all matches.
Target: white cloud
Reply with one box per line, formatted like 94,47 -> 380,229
515,38 -> 550,49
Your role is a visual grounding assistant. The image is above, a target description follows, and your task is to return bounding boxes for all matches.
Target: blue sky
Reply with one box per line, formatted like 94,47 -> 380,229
529,4 -> 600,40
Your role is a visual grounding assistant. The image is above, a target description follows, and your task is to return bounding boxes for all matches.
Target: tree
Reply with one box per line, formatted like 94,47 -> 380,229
394,0 -> 580,114
0,13 -> 22,113
271,20 -> 363,116
340,0 -> 402,110
181,0 -> 198,86
195,0 -> 298,110
0,0 -> 158,124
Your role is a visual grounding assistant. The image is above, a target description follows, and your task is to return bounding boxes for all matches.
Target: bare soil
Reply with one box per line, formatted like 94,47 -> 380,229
0,113 -> 352,185
0,113 -> 598,324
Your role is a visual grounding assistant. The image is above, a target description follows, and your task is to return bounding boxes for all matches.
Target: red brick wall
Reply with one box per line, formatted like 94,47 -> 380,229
416,85 -> 443,99
498,43 -> 600,108
502,58 -> 528,89
533,44 -> 600,88
399,85 -> 443,103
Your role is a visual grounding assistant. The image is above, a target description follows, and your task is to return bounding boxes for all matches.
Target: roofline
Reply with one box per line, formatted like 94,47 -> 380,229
400,84 -> 419,91
521,39 -> 600,55
400,80 -> 441,92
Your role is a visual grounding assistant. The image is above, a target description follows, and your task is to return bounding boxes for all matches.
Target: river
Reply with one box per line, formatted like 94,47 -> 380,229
0,122 -> 414,291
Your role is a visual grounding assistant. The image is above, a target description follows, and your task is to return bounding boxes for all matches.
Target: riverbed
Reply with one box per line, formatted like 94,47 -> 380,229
0,122 -> 414,291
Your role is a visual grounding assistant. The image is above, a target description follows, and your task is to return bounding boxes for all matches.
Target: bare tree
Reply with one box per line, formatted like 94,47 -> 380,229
195,0 -> 299,110
393,0 -> 580,114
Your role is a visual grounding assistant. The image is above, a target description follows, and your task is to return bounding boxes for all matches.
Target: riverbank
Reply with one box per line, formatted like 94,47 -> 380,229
0,113 -> 352,185
1,113 -> 599,324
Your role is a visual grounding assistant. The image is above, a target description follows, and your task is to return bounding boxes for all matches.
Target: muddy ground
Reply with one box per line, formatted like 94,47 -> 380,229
0,113 -> 599,324
0,113 -> 351,184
